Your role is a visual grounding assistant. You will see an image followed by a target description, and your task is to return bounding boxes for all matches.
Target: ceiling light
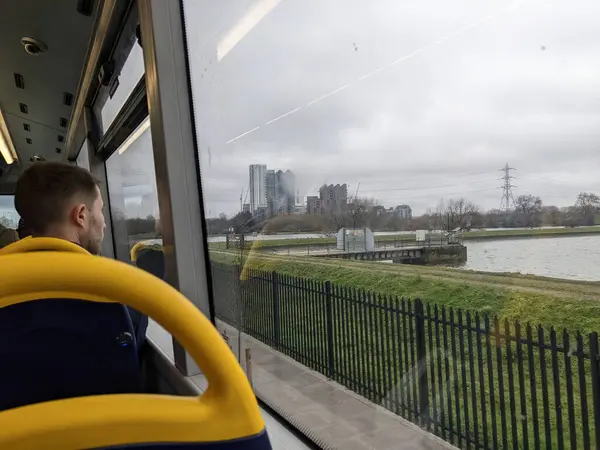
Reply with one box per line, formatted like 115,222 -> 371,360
217,0 -> 281,61
118,116 -> 150,155
0,109 -> 18,165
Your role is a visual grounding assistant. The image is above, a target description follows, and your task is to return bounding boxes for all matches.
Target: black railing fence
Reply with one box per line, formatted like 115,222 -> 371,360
211,262 -> 600,450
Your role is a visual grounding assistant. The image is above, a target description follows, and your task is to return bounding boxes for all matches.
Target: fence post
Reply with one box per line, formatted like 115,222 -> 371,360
414,298 -> 429,426
589,332 -> 600,446
234,264 -> 242,327
325,281 -> 334,379
272,271 -> 280,349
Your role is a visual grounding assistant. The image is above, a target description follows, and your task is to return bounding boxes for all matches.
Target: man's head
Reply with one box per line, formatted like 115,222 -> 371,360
14,162 -> 106,254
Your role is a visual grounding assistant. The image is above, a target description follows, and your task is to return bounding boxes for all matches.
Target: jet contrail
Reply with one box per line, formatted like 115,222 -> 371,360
224,0 -> 525,145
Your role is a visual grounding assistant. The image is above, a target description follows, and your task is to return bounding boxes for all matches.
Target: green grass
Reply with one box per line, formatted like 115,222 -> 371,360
211,260 -> 598,450
210,250 -> 600,333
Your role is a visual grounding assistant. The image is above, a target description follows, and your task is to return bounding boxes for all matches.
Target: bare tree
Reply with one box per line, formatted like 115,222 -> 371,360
575,192 -> 600,225
514,195 -> 543,228
328,196 -> 378,230
542,205 -> 562,226
439,198 -> 480,231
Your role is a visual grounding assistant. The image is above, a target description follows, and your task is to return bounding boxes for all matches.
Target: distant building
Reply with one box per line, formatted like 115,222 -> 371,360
249,164 -> 267,214
319,183 -> 348,213
373,205 -> 387,216
266,169 -> 296,217
306,195 -> 321,215
393,204 -> 412,220
242,203 -> 250,214
254,206 -> 268,222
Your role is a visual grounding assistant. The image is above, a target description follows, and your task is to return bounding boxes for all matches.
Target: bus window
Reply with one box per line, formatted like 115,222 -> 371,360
0,196 -> 18,230
101,40 -> 145,132
182,1 -> 600,449
76,139 -> 90,170
105,117 -> 160,264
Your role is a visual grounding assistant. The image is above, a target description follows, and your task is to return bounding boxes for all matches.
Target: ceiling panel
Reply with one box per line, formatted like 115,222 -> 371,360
5,114 -> 65,164
0,0 -> 96,174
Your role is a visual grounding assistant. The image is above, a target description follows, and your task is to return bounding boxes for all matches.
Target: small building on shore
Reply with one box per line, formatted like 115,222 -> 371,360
336,227 -> 375,253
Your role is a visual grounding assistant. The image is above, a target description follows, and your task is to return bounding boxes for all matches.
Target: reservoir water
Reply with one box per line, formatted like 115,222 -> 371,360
460,235 -> 600,281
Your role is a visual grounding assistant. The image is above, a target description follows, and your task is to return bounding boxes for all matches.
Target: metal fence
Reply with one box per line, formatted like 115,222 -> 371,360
211,262 -> 600,450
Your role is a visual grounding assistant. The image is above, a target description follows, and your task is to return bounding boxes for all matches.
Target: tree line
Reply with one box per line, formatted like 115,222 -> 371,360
208,192 -> 600,235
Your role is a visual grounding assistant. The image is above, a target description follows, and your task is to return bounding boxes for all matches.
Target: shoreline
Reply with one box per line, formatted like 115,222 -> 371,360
207,225 -> 600,249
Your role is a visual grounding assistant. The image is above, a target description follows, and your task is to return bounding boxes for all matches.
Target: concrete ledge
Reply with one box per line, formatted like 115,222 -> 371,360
217,320 -> 458,450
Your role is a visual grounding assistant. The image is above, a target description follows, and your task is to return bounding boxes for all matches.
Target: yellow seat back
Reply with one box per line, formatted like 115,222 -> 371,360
0,247 -> 264,449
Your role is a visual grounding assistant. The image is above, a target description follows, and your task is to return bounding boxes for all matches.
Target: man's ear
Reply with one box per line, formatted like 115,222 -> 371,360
71,203 -> 87,228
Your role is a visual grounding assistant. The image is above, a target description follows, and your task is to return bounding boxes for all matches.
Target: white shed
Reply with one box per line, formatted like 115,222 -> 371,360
336,227 -> 375,252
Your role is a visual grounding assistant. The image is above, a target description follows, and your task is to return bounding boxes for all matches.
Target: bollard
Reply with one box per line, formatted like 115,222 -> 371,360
245,348 -> 253,387
222,330 -> 232,351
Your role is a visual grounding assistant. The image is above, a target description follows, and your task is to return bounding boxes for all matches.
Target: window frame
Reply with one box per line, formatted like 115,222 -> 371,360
91,3 -> 141,134
71,0 -> 324,446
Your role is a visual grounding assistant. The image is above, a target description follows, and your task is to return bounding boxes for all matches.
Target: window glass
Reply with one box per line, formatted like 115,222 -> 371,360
105,117 -> 159,263
76,139 -> 90,170
0,196 -> 18,228
183,2 -> 600,449
101,41 -> 145,131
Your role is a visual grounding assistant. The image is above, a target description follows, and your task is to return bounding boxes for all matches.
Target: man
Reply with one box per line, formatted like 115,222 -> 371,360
14,162 -> 149,347
16,218 -> 31,239
14,162 -> 105,254
0,162 -> 143,408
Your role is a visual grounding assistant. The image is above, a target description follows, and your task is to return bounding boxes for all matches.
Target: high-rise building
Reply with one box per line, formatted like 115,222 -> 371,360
249,164 -> 267,214
394,204 -> 412,220
306,196 -> 320,215
250,164 -> 296,217
277,170 -> 296,215
319,183 -> 348,213
266,169 -> 295,216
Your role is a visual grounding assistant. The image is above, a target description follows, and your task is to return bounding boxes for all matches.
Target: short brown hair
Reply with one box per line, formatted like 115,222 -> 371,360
15,162 -> 100,235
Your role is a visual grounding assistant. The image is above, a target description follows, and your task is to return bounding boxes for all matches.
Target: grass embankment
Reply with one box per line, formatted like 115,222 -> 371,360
211,251 -> 599,449
463,225 -> 600,239
209,225 -> 600,251
210,249 -> 600,334
213,250 -> 600,448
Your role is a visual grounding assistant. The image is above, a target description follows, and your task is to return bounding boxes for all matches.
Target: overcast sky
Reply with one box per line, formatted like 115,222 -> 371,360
99,0 -> 600,220
177,0 -> 600,217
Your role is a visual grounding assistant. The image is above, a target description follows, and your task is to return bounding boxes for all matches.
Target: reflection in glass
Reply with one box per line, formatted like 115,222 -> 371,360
101,41 -> 145,131
105,118 -> 160,263
76,139 -> 90,170
183,1 -> 600,449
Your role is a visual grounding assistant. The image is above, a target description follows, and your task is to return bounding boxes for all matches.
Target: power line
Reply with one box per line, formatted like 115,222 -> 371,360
499,162 -> 516,212
356,170 -> 496,186
362,178 -> 493,193
374,187 -> 499,202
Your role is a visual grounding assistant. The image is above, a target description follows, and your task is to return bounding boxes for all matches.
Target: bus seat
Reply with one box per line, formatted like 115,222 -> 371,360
0,251 -> 271,449
0,300 -> 139,411
0,238 -> 140,411
129,242 -> 165,347
98,431 -> 272,449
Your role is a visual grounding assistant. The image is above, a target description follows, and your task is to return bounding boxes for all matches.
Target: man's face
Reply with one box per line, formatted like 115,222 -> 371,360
82,186 -> 106,255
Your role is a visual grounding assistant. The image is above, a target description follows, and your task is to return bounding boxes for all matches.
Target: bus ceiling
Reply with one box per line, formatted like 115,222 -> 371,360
0,0 -> 116,184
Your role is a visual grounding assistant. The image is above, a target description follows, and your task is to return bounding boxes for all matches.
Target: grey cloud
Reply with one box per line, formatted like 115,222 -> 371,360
183,0 -> 600,216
